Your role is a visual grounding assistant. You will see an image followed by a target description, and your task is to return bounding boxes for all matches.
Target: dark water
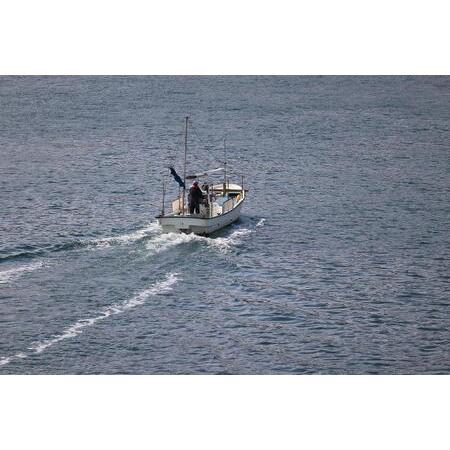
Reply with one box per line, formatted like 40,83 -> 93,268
1,76 -> 449,374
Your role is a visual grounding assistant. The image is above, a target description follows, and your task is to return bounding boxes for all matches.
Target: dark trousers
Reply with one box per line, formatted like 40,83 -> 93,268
189,202 -> 200,214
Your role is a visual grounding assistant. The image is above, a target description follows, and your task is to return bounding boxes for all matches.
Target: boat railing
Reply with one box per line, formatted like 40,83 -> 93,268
222,198 -> 232,213
171,196 -> 183,214
222,191 -> 244,214
168,187 -> 243,217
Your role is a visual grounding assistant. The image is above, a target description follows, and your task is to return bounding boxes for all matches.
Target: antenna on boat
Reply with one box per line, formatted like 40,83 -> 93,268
182,116 -> 188,215
160,173 -> 166,216
223,137 -> 227,193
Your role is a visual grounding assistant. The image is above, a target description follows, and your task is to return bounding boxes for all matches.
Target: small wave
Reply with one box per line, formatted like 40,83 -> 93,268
0,261 -> 46,285
207,228 -> 254,253
256,218 -> 266,227
0,223 -> 161,263
0,249 -> 45,263
0,272 -> 178,367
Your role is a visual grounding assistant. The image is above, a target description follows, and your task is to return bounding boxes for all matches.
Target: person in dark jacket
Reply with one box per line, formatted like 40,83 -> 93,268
188,181 -> 203,214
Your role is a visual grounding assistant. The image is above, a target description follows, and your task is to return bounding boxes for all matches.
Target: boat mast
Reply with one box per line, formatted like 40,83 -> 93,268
183,116 -> 188,215
161,175 -> 166,216
223,137 -> 227,193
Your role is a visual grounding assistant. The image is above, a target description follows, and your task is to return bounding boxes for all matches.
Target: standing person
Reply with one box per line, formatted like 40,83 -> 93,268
188,181 -> 203,214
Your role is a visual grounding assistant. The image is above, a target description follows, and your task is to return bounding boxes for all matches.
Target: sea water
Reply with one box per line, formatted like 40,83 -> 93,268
1,76 -> 449,373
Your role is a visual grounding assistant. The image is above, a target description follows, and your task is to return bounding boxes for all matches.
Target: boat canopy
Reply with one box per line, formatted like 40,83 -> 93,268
186,167 -> 224,179
212,183 -> 243,192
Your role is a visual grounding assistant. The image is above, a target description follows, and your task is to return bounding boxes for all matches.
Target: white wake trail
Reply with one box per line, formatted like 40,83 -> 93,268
0,261 -> 46,285
145,218 -> 266,255
85,222 -> 161,249
0,272 -> 178,367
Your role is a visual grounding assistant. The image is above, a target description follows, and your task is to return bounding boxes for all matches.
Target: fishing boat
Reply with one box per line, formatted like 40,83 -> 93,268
156,117 -> 247,236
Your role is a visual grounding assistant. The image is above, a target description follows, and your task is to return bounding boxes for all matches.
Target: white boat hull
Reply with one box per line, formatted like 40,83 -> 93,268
157,200 -> 244,236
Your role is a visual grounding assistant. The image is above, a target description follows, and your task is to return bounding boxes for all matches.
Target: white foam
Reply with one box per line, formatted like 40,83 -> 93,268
0,272 -> 178,367
144,223 -> 259,256
86,222 -> 161,249
256,218 -> 266,227
0,356 -> 12,367
207,228 -> 254,253
0,352 -> 27,367
0,261 -> 46,285
146,231 -> 205,253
